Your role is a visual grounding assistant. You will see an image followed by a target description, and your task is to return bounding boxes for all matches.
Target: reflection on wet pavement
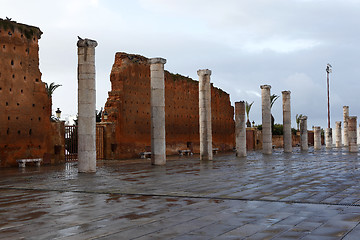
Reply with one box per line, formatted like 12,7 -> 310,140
1,148 -> 360,239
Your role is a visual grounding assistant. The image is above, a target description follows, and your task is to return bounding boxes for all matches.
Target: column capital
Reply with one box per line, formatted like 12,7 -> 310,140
300,116 -> 308,120
335,121 -> 341,126
149,58 -> 166,65
260,85 -> 271,90
197,69 -> 211,76
343,105 -> 349,109
282,90 -> 291,95
348,116 -> 357,120
77,37 -> 98,48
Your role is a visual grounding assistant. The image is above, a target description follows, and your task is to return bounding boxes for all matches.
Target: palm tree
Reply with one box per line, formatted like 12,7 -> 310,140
45,82 -> 62,117
245,101 -> 254,127
296,114 -> 303,131
270,94 -> 279,132
45,82 -> 62,97
270,94 -> 279,108
96,108 -> 103,123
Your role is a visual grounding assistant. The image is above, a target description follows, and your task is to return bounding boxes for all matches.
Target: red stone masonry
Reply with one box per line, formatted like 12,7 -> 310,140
0,19 -> 58,167
104,52 -> 235,159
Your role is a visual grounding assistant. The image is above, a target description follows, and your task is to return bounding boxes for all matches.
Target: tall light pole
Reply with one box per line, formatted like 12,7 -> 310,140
326,63 -> 332,129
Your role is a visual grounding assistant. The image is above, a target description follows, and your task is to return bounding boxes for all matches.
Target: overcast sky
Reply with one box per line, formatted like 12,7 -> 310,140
2,0 -> 360,129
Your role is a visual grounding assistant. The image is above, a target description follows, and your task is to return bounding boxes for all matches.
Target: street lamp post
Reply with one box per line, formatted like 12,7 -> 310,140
103,110 -> 108,121
55,108 -> 62,119
326,63 -> 332,129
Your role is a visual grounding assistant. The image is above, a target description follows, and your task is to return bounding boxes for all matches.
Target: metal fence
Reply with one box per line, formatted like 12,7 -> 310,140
96,125 -> 104,160
65,126 -> 78,162
65,125 -> 105,161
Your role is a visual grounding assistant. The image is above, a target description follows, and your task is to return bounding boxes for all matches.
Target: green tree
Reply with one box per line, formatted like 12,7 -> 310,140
273,124 -> 283,135
245,101 -> 254,127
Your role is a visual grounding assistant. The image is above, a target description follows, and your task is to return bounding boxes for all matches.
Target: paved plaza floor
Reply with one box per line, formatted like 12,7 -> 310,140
1,147 -> 360,239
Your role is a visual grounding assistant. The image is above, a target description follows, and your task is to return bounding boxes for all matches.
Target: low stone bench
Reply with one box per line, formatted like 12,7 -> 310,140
16,158 -> 42,168
140,152 -> 152,159
213,148 -> 219,154
178,150 -> 193,156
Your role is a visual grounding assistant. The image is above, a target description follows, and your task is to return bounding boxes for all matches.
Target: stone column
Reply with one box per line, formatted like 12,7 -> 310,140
235,101 -> 246,157
348,116 -> 358,152
149,58 -> 167,165
282,91 -> 292,153
313,126 -> 321,150
343,106 -> 349,146
261,85 -> 272,154
358,124 -> 360,146
77,38 -> 98,173
335,121 -> 342,148
198,69 -> 213,161
325,128 -> 332,149
299,116 -> 308,151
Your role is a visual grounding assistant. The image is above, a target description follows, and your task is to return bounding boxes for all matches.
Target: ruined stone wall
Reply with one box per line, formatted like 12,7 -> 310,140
0,19 -> 61,167
104,52 -> 235,159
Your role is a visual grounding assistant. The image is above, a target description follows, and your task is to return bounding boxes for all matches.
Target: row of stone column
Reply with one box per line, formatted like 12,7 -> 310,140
261,86 -> 293,154
77,43 -> 215,171
332,106 -> 358,152
310,105 -> 358,153
250,86 -> 359,154
76,38 -> 358,173
223,87 -> 359,155
150,61 -> 214,164
234,85 -> 293,156
76,38 -> 214,172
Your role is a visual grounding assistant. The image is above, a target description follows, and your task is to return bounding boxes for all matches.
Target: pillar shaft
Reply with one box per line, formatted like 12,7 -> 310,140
235,101 -> 246,157
325,128 -> 332,149
348,116 -> 358,152
300,116 -> 308,151
261,85 -> 272,154
77,38 -> 98,173
313,126 -> 321,150
149,58 -> 167,165
282,91 -> 292,153
335,121 -> 342,148
358,124 -> 360,147
343,106 -> 349,146
198,69 -> 213,161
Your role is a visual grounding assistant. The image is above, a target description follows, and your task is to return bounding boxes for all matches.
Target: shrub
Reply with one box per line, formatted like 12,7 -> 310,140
273,124 -> 283,135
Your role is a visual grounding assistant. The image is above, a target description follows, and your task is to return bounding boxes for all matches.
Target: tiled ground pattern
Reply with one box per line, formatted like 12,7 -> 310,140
1,147 -> 360,239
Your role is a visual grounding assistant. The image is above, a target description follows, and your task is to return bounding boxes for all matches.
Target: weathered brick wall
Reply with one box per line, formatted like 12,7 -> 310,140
104,52 -> 235,159
0,19 -> 62,167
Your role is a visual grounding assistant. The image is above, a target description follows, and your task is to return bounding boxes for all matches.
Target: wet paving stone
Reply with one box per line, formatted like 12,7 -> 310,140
1,147 -> 360,239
